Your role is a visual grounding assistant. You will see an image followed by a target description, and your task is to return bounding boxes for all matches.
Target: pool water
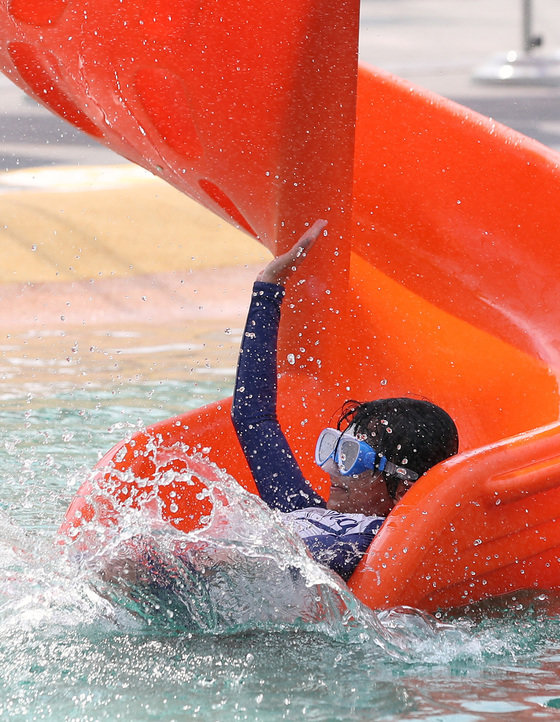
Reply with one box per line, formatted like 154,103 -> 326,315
2,376 -> 560,721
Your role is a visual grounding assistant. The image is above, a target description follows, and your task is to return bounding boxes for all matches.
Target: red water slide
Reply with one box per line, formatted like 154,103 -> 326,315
3,0 -> 560,610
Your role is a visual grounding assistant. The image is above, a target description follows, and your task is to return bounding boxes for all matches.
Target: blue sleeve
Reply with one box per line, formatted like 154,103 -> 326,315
305,530 -> 379,581
231,281 -> 326,512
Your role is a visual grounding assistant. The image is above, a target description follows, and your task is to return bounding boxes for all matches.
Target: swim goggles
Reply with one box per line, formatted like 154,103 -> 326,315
314,427 -> 419,482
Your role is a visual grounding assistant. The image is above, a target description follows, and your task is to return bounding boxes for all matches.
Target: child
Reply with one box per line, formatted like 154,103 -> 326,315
232,220 -> 458,580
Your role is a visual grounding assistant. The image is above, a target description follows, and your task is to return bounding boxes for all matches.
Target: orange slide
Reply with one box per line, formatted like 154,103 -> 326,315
2,0 -> 560,610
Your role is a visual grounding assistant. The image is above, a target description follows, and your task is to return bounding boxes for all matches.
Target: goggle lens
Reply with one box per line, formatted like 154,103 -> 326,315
315,428 -> 367,475
338,438 -> 359,472
316,429 -> 340,465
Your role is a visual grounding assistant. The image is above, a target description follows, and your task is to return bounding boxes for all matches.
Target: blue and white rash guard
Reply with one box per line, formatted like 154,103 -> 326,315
231,281 -> 384,581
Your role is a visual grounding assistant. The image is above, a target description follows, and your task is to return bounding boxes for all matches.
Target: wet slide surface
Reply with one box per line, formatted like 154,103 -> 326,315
2,0 -> 560,610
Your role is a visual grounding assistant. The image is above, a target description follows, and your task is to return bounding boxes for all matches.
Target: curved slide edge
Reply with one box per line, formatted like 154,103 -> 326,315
0,0 -> 359,254
349,421 -> 560,611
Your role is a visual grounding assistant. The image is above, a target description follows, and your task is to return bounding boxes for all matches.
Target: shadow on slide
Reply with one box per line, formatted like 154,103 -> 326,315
2,0 -> 560,610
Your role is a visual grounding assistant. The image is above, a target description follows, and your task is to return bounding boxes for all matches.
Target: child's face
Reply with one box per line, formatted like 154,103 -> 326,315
326,466 -> 395,517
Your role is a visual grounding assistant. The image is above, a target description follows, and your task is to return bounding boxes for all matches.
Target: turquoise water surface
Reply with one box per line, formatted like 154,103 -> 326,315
2,378 -> 560,721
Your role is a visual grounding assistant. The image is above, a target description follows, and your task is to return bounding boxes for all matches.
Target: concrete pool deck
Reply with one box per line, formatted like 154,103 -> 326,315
0,165 -> 271,396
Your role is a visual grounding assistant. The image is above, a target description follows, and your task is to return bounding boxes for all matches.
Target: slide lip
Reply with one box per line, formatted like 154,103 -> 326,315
349,420 -> 560,610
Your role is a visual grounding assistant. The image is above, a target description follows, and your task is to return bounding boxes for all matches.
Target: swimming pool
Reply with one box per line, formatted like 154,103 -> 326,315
2,353 -> 560,720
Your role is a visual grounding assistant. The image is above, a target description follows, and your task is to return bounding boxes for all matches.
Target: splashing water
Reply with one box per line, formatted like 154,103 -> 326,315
2,381 -> 560,720
34,445 -> 458,657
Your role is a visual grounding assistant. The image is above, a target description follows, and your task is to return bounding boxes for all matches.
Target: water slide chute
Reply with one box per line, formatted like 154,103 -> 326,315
2,0 -> 560,610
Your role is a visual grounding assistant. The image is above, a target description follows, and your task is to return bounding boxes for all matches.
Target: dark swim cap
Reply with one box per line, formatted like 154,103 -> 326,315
338,397 -> 459,480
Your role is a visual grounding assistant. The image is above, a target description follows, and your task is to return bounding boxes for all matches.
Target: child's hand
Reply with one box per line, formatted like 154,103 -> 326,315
257,219 -> 327,285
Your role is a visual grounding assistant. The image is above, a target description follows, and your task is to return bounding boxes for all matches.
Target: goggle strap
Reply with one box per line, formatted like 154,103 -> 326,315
383,459 -> 419,483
